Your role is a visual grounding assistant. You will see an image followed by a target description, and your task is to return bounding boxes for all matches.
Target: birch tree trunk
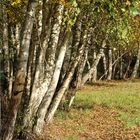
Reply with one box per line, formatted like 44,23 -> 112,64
119,57 -> 123,79
45,28 -> 88,124
23,2 -> 64,129
54,13 -> 82,104
67,46 -> 89,110
123,53 -> 131,79
112,62 -> 117,79
19,37 -> 36,124
2,6 -> 11,98
107,48 -> 113,80
82,40 -> 106,85
131,44 -> 140,79
15,24 -> 21,55
102,53 -> 107,79
33,31 -> 70,134
2,1 -> 38,139
76,47 -> 88,88
90,51 -> 97,82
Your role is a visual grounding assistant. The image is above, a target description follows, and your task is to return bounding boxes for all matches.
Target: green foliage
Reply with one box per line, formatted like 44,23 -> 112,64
129,1 -> 140,17
0,0 -> 27,24
63,0 -> 80,29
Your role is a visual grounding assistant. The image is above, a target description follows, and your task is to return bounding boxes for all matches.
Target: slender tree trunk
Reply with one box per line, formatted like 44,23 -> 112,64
15,24 -> 21,55
2,1 -> 38,139
107,48 -> 113,80
82,40 -> 106,85
56,13 -> 83,103
99,51 -> 128,80
102,53 -> 107,79
19,37 -> 36,125
33,31 -> 70,134
66,47 -> 89,110
112,62 -> 117,79
45,28 -> 88,124
8,24 -> 20,98
77,48 -> 88,88
67,43 -> 89,110
119,57 -> 123,79
23,2 -> 64,129
131,44 -> 140,79
123,53 -> 131,79
2,7 -> 11,98
89,51 -> 96,82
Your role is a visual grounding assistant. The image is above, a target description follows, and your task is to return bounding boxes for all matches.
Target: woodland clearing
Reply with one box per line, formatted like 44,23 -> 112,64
42,80 -> 140,140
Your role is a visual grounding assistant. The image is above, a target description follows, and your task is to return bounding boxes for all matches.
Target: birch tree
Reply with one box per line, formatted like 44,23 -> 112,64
2,0 -> 38,139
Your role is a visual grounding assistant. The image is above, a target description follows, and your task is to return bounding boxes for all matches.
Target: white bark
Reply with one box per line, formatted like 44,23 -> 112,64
15,24 -> 21,55
82,42 -> 105,85
120,57 -> 123,79
2,7 -> 11,97
45,29 -> 88,124
23,2 -> 64,128
131,45 -> 140,78
102,53 -> 107,79
77,47 -> 88,88
107,48 -> 113,80
33,31 -> 70,134
2,0 -> 38,139
45,60 -> 79,124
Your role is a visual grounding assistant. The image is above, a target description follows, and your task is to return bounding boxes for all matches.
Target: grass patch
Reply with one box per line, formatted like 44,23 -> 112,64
119,111 -> 140,127
62,135 -> 81,140
44,80 -> 140,139
74,80 -> 140,127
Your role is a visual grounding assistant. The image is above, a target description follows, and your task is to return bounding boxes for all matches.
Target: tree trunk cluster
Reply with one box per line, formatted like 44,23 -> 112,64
0,0 -> 140,139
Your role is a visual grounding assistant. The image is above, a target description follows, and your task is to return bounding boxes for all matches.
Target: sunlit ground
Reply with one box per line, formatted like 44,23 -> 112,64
42,80 -> 140,140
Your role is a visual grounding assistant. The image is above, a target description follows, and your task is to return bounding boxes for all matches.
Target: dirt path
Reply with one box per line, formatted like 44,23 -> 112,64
41,105 -> 140,140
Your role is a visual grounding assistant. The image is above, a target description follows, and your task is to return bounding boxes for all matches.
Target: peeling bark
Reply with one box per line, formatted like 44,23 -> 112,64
23,2 -> 64,129
33,31 -> 70,134
2,0 -> 38,139
45,28 -> 88,124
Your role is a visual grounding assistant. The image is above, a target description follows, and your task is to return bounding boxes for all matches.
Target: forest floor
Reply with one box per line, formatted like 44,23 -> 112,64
41,80 -> 140,140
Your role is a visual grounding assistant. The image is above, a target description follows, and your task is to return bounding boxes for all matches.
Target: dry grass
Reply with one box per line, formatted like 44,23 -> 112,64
41,80 -> 140,140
